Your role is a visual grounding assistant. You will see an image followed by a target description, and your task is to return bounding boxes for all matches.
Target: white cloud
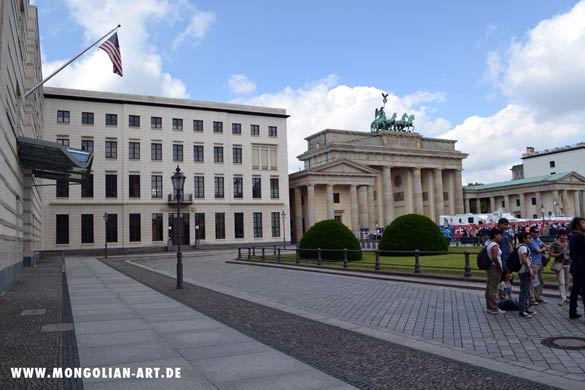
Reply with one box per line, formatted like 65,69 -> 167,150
493,1 -> 585,115
172,9 -> 216,49
40,0 -> 204,98
228,74 -> 257,94
237,75 -> 451,173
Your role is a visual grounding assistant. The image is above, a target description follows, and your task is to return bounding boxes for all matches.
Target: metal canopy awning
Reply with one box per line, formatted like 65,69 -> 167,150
17,137 -> 93,183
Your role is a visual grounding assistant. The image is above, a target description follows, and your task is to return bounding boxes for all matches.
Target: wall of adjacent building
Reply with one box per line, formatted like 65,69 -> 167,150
523,146 -> 585,179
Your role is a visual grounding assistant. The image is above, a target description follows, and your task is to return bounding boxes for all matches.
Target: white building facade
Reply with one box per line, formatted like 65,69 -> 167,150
42,88 -> 290,252
523,144 -> 585,178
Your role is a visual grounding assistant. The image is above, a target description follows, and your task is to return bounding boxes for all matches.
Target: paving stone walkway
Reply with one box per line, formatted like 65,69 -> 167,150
134,251 -> 585,385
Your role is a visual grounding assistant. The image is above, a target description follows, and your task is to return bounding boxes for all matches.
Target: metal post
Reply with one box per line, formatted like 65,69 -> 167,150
104,223 -> 108,258
248,247 -> 251,260
414,249 -> 421,274
238,248 -> 241,259
343,248 -> 348,268
253,247 -> 256,257
261,248 -> 265,261
273,245 -> 277,255
296,249 -> 300,264
464,250 -> 472,278
277,248 -> 281,263
176,193 -> 183,289
375,250 -> 380,271
317,248 -> 322,266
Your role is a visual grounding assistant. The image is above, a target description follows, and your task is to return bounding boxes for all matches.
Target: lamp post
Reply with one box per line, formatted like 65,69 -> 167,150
103,213 -> 109,258
195,225 -> 199,249
171,166 -> 186,289
281,210 -> 287,248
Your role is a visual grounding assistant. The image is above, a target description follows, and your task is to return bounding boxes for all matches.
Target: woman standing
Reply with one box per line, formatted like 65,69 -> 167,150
550,229 -> 571,306
485,228 -> 504,315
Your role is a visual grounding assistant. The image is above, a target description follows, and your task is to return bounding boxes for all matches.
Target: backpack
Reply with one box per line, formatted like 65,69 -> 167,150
477,246 -> 492,270
507,246 -> 523,272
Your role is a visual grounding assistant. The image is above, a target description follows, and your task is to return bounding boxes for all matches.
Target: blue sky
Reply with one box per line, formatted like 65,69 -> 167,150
36,0 -> 585,184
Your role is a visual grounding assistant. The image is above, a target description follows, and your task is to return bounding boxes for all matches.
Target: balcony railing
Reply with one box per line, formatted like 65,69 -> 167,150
167,192 -> 193,204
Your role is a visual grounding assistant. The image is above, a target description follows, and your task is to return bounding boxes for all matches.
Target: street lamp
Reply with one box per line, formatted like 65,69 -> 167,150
171,165 -> 186,289
103,213 -> 109,258
281,210 -> 287,248
195,225 -> 199,249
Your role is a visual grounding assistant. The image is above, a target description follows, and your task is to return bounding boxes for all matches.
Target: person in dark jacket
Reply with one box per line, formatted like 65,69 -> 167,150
568,217 -> 585,319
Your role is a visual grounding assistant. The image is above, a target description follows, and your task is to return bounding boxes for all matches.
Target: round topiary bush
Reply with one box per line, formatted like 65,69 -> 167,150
378,214 -> 448,254
299,220 -> 362,261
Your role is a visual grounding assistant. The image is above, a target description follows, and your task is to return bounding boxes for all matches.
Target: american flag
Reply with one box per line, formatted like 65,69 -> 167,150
99,32 -> 123,77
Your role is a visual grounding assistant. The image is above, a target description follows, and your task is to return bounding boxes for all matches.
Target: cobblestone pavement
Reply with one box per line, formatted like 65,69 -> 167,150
133,252 -> 585,385
0,256 -> 81,390
104,256 -> 560,389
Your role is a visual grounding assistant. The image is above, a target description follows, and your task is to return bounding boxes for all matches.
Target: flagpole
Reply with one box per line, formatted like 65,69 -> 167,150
25,24 -> 121,98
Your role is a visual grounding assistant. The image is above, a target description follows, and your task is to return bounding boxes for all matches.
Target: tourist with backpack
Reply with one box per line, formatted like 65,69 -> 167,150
517,232 -> 536,318
485,228 -> 504,315
498,218 -> 514,271
550,229 -> 571,306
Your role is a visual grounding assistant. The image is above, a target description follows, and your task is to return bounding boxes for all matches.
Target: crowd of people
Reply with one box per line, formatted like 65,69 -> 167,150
483,217 -> 585,319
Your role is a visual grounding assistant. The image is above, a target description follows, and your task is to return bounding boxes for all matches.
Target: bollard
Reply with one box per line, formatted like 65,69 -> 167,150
375,250 -> 380,271
273,245 -> 277,256
414,249 -> 421,274
317,248 -> 322,266
343,248 -> 348,268
238,248 -> 241,259
296,249 -> 300,264
277,248 -> 281,263
464,251 -> 472,278
247,247 -> 251,260
261,248 -> 265,261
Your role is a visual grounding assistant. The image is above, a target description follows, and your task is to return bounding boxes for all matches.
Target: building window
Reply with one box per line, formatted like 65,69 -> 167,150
531,197 -> 536,206
252,177 -> 261,199
105,141 -> 117,159
151,143 -> 162,160
82,112 -> 94,125
56,215 -> 69,244
251,124 -> 260,136
516,199 -> 521,207
394,192 -> 405,202
129,214 -> 141,242
105,174 -> 117,198
173,144 -> 183,161
443,192 -> 449,201
214,176 -> 224,199
195,213 -> 206,240
129,142 -> 140,160
550,161 -> 556,168
193,120 -> 203,132
105,113 -> 118,126
502,200 -> 506,208
252,145 -> 278,170
152,213 -> 163,241
215,213 -> 225,239
234,213 -> 244,239
233,147 -> 242,164
213,121 -> 223,133
56,179 -> 69,198
232,123 -> 241,134
81,174 -> 94,198
333,192 -> 340,203
129,115 -> 140,127
57,138 -> 69,146
194,145 -> 204,162
106,214 -> 118,243
129,175 -> 141,198
81,214 -> 94,244
268,126 -> 277,137
151,175 -> 163,198
57,110 -> 70,124
422,192 -> 429,201
194,176 -> 204,198
214,146 -> 224,163
253,212 -> 263,238
270,178 -> 279,199
272,212 -> 281,237
81,140 -> 94,153
172,118 -> 183,130
151,116 -> 162,129
233,177 -> 243,199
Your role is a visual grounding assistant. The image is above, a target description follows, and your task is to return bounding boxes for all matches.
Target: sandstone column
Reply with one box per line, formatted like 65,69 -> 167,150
294,187 -> 303,242
350,185 -> 359,237
307,184 -> 316,228
367,185 -> 376,233
358,186 -> 368,230
454,169 -> 464,214
434,168 -> 443,222
475,198 -> 481,214
326,184 -> 334,220
504,195 -> 510,213
573,190 -> 581,217
383,165 -> 393,225
413,167 -> 423,215
562,189 -> 569,216
489,197 -> 496,213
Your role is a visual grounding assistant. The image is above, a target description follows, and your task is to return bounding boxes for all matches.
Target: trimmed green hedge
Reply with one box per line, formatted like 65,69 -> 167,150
299,220 -> 362,261
378,214 -> 448,254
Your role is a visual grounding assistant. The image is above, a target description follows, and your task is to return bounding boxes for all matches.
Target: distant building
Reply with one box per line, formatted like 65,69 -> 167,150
41,87 -> 290,252
289,129 -> 467,241
522,144 -> 585,178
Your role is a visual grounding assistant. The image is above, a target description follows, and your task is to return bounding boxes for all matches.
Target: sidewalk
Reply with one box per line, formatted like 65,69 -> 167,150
66,257 -> 355,390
